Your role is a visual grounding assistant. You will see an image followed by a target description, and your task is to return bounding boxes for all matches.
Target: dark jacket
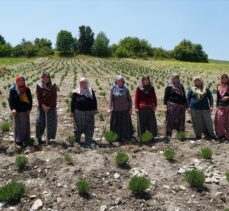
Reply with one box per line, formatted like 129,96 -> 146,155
36,84 -> 57,108
71,90 -> 97,112
164,85 -> 187,106
8,85 -> 32,112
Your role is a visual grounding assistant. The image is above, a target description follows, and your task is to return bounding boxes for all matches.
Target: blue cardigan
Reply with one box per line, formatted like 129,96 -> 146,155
187,88 -> 213,110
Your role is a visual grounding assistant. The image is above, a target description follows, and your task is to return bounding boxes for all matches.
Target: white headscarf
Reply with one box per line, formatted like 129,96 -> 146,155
74,77 -> 93,98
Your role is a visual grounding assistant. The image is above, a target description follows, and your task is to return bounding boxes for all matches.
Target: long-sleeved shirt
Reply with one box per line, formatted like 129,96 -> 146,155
164,85 -> 187,106
134,87 -> 157,109
8,86 -> 32,112
71,90 -> 97,112
216,87 -> 229,107
36,84 -> 57,108
109,87 -> 132,111
187,88 -> 213,110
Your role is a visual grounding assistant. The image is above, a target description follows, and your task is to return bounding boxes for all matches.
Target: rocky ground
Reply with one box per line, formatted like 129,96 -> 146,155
0,57 -> 229,211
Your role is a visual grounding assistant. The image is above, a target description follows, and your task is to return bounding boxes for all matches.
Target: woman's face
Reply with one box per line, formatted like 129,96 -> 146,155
143,78 -> 150,86
42,75 -> 50,83
17,78 -> 25,87
117,79 -> 124,87
173,76 -> 179,84
80,81 -> 87,88
221,75 -> 229,84
194,79 -> 202,87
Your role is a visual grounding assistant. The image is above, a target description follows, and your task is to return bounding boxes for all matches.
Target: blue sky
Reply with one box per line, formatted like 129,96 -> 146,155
0,0 -> 229,60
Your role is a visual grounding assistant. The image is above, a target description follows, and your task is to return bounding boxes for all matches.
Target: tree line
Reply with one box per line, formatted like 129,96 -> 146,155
0,25 -> 208,62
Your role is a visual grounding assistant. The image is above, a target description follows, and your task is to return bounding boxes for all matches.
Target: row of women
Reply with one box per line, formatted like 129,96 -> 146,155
8,72 -> 229,148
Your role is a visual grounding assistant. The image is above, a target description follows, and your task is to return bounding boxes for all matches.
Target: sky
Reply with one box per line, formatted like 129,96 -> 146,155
0,0 -> 229,60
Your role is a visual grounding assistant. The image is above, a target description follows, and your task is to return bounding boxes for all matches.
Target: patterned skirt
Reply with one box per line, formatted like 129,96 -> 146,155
14,112 -> 30,144
110,110 -> 133,140
166,101 -> 185,136
214,106 -> 229,139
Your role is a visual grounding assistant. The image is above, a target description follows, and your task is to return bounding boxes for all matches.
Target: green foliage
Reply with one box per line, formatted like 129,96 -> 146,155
113,37 -> 152,58
184,169 -> 205,189
78,25 -> 94,54
164,148 -> 176,161
177,131 -> 186,141
115,152 -> 129,167
34,38 -> 53,56
15,155 -> 28,171
64,154 -> 74,166
140,131 -> 153,143
92,32 -> 111,57
56,30 -> 74,56
225,172 -> 229,182
128,176 -> 150,196
75,180 -> 90,195
200,147 -> 213,159
1,123 -> 10,132
0,44 -> 12,57
104,131 -> 118,143
99,113 -> 104,121
1,101 -> 6,108
66,135 -> 76,146
173,39 -> 208,63
152,47 -> 172,59
0,34 -> 6,45
0,181 -> 25,203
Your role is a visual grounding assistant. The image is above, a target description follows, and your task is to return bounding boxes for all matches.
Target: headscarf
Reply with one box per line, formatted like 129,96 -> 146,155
15,76 -> 27,94
112,75 -> 127,96
192,77 -> 208,100
138,75 -> 153,95
219,74 -> 229,96
168,73 -> 184,96
74,77 -> 93,99
220,74 -> 229,86
12,76 -> 30,104
38,71 -> 53,91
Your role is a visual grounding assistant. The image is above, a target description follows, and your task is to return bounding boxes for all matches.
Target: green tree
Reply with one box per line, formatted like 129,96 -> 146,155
0,35 -> 6,45
12,44 -> 24,57
152,47 -> 172,59
78,25 -> 94,54
92,32 -> 111,57
114,37 -> 152,58
173,39 -> 208,62
0,43 -> 12,57
56,30 -> 74,56
34,38 -> 53,56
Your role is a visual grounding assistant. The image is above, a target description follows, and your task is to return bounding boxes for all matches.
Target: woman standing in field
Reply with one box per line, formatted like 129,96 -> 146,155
8,76 -> 32,146
71,77 -> 98,148
36,72 -> 57,145
214,74 -> 229,141
134,75 -> 157,139
163,73 -> 187,138
187,77 -> 215,140
108,75 -> 133,142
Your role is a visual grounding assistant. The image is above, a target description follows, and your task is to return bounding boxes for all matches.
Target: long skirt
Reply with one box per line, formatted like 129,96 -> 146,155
191,109 -> 215,138
110,110 -> 133,140
14,112 -> 30,145
36,107 -> 57,140
138,108 -> 157,137
214,106 -> 229,140
166,101 -> 185,136
74,109 -> 95,144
